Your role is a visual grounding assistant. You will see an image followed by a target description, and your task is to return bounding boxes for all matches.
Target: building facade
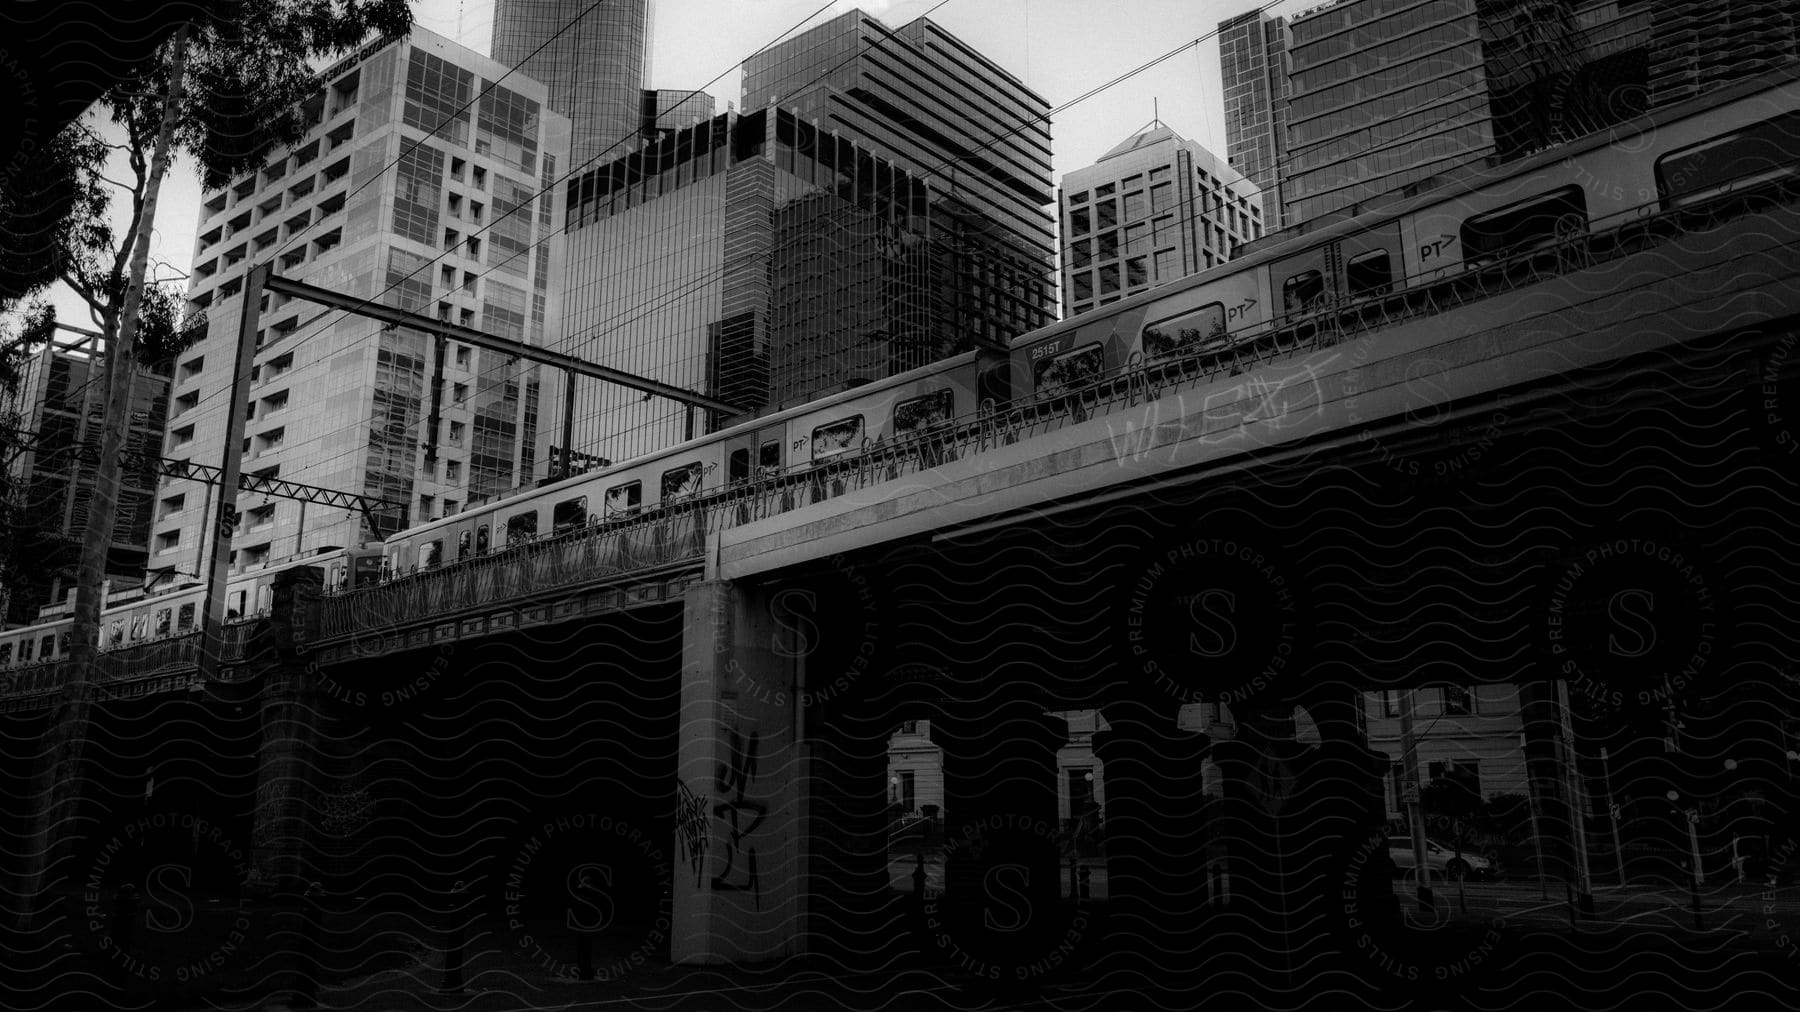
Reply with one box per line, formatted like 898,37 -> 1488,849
1362,683 -> 1529,818
741,10 -> 1057,356
1219,8 -> 1293,226
491,0 -> 652,167
1648,0 -> 1799,107
548,108 -> 934,463
158,27 -> 569,584
1058,124 -> 1262,317
0,335 -> 170,624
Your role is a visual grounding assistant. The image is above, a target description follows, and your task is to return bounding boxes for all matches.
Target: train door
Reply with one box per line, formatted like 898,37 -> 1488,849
724,432 -> 758,486
1337,222 -> 1405,300
1269,244 -> 1335,322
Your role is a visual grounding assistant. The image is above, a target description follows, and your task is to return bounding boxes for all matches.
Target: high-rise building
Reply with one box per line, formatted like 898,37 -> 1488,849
1648,0 -> 1799,107
1282,0 -> 1497,227
549,108 -> 935,463
1226,0 -> 1665,231
1219,8 -> 1292,226
1058,123 -> 1262,317
641,89 -> 717,137
491,0 -> 653,167
157,27 -> 569,582
741,10 -> 1057,353
0,334 -> 170,623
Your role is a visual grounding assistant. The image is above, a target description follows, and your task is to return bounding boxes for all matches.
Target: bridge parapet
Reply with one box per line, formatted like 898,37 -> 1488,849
0,622 -> 259,714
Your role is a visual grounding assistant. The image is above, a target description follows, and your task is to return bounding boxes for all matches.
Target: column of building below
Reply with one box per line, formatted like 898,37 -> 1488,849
1208,702 -> 1315,967
926,703 -> 1070,983
249,567 -> 327,889
672,580 -> 807,964
1089,699 -> 1210,980
799,708 -> 899,972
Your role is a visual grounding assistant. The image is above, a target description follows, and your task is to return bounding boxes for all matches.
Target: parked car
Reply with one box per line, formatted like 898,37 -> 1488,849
1388,837 -> 1498,881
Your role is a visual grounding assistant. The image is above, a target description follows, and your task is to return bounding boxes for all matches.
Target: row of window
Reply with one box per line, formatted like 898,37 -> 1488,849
1367,685 -> 1481,718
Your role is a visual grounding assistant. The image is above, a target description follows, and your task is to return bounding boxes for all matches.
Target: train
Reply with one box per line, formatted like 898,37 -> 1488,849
0,545 -> 384,671
3,65 -> 1796,673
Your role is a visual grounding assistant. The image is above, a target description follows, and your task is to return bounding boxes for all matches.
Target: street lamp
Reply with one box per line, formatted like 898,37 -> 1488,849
1666,789 -> 1705,929
1600,747 -> 1626,887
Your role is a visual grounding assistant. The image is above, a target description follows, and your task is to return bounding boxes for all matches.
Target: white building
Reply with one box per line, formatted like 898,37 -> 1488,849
1058,123 -> 1263,318
156,27 -> 570,590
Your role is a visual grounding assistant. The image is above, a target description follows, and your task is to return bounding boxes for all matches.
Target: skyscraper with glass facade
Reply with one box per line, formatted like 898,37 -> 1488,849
1059,124 -> 1262,318
157,27 -> 568,583
741,10 -> 1057,353
547,108 -> 935,464
491,0 -> 653,168
1219,9 -> 1292,227
1648,0 -> 1799,107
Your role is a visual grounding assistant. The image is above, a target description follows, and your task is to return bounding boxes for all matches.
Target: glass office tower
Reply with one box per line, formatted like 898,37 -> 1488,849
742,10 -> 1057,354
491,0 -> 653,167
1219,9 -> 1292,227
550,109 -> 935,464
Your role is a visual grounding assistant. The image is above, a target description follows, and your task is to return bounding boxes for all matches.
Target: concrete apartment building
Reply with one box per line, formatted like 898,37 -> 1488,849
155,27 -> 569,584
1,335 -> 170,624
1058,123 -> 1263,317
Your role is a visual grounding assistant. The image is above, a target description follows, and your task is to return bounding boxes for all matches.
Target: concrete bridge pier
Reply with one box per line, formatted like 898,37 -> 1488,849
671,579 -> 809,963
1090,700 -> 1211,980
246,566 -> 327,891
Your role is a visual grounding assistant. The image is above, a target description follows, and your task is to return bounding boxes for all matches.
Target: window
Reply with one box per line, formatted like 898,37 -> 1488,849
1282,270 -> 1326,316
1654,109 -> 1800,209
1033,344 -> 1104,397
1442,685 -> 1474,716
420,539 -> 443,568
1346,249 -> 1393,297
0,643 -> 10,666
1374,690 -> 1401,718
552,496 -> 588,533
729,448 -> 752,483
155,529 -> 181,552
661,463 -> 703,499
1099,264 -> 1120,294
1123,190 -> 1147,220
419,494 -> 435,520
449,421 -> 466,444
893,389 -> 955,438
476,524 -> 490,554
446,460 -> 462,482
171,425 -> 195,448
159,494 -> 186,519
1070,207 -> 1090,236
154,608 -> 171,636
759,440 -> 781,477
458,530 -> 472,560
505,511 -> 538,541
443,499 -> 457,516
899,719 -> 920,735
177,603 -> 196,631
1141,302 -> 1225,360
1096,199 -> 1117,229
1459,185 -> 1586,265
455,345 -> 471,368
1126,257 -> 1148,289
810,415 -> 864,461
605,481 -> 642,515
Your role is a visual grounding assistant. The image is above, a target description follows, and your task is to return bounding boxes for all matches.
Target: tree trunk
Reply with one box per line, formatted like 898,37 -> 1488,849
15,25 -> 190,931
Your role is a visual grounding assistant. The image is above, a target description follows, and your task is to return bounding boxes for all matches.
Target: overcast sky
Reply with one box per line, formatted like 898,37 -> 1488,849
39,0 -> 1321,334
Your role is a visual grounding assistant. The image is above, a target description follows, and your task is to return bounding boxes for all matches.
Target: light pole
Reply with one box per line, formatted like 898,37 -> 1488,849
1599,747 -> 1626,887
1666,790 -> 1703,929
1556,680 -> 1595,914
1521,732 -> 1549,900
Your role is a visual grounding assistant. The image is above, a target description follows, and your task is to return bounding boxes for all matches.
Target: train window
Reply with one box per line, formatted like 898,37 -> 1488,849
1346,250 -> 1393,297
421,540 -> 443,568
894,389 -> 955,437
177,603 -> 195,630
553,497 -> 588,533
109,621 -> 124,646
155,609 -> 171,637
1459,185 -> 1586,265
759,440 -> 781,476
458,531 -> 472,560
130,616 -> 148,641
506,512 -> 538,542
476,524 -> 490,554
729,448 -> 751,483
606,481 -> 642,515
60,632 -> 70,654
354,555 -> 382,584
811,416 -> 864,461
1655,109 -> 1800,209
259,585 -> 275,612
0,642 -> 11,665
1282,270 -> 1326,315
40,635 -> 55,658
661,463 -> 703,499
19,638 -> 33,662
1142,304 -> 1226,360
1033,344 -> 1105,396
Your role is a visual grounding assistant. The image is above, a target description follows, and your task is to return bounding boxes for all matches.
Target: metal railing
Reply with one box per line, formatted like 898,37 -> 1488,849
0,623 -> 261,704
312,175 -> 1800,649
